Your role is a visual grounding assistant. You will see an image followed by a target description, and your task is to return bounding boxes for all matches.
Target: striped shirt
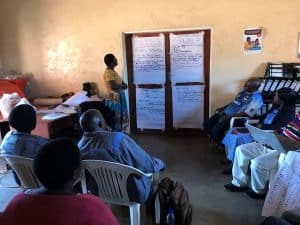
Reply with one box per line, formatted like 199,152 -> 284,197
279,113 -> 300,141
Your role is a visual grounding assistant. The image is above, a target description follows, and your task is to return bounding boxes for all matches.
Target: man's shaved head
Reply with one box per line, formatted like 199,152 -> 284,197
79,109 -> 104,132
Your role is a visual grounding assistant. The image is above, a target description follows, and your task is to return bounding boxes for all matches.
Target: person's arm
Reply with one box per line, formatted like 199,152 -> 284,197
261,106 -> 295,130
240,92 -> 263,118
216,104 -> 229,113
117,134 -> 165,173
108,80 -> 127,91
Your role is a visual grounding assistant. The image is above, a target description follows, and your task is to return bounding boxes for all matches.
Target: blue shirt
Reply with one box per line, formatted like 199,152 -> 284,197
78,130 -> 165,203
0,131 -> 49,158
224,91 -> 263,117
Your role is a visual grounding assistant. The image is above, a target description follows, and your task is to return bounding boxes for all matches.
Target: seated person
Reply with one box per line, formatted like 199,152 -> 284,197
0,104 -> 49,186
222,87 -> 296,162
224,113 -> 300,199
77,109 -> 165,203
203,78 -> 263,145
0,138 -> 118,225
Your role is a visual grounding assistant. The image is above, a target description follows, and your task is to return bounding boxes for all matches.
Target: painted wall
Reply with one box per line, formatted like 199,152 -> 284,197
0,0 -> 300,112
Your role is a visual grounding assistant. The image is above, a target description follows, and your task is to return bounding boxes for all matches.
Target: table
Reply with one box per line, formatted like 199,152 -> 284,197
0,113 -> 79,139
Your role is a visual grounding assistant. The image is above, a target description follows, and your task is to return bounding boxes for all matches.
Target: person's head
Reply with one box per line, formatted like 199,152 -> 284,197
80,109 -> 104,132
244,78 -> 261,93
104,53 -> 118,68
9,104 -> 36,133
246,37 -> 251,43
274,87 -> 296,106
33,138 -> 81,191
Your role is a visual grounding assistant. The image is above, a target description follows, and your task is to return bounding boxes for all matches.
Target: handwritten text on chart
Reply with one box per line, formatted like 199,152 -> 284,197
170,32 -> 204,83
262,151 -> 300,217
132,35 -> 166,84
172,85 -> 204,128
136,88 -> 165,129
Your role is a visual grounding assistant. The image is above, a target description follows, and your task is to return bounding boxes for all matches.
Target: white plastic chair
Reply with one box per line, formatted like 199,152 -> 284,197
0,154 -> 41,189
81,160 -> 154,225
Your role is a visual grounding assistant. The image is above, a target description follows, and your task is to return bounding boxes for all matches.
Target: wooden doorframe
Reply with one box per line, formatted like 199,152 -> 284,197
122,28 -> 212,134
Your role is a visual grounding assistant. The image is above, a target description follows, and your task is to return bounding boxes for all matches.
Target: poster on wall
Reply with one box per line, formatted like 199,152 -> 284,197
132,34 -> 166,84
243,28 -> 263,55
170,32 -> 204,83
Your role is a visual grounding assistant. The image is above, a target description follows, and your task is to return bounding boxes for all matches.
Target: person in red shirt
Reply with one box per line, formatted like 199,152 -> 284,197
0,138 -> 119,225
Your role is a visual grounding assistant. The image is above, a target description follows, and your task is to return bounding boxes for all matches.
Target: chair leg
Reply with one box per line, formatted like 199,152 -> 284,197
154,194 -> 161,225
129,204 -> 140,225
81,171 -> 87,194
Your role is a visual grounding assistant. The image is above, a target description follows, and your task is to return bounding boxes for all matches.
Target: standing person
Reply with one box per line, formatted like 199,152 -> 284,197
0,138 -> 119,225
103,53 -> 128,132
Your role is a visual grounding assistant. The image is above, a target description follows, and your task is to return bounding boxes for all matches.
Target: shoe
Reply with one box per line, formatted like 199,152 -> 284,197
224,184 -> 249,192
244,190 -> 266,199
219,158 -> 232,165
222,167 -> 232,175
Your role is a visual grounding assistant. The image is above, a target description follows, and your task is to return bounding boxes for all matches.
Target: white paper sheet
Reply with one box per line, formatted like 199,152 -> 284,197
172,85 -> 204,128
136,88 -> 165,129
262,151 -> 300,217
170,32 -> 204,83
132,34 -> 166,84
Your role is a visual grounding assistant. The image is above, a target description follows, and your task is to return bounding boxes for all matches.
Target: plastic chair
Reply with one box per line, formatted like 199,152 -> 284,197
0,154 -> 41,189
81,160 -> 154,225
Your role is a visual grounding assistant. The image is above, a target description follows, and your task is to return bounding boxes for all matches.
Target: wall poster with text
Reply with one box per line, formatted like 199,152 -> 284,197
243,28 -> 263,55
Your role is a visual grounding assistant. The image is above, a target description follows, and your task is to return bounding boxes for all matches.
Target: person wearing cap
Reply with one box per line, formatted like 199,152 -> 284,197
0,104 -> 49,185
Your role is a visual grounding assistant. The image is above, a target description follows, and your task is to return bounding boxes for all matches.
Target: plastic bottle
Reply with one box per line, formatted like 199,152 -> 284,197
166,208 -> 175,225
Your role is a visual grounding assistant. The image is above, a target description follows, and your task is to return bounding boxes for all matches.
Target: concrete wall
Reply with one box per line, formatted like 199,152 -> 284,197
0,0 -> 300,112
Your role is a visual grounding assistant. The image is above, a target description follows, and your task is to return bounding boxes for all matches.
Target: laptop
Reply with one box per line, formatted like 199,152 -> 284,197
246,124 -> 300,153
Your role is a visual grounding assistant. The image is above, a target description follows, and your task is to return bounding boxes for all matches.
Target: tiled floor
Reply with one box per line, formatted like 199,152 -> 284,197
0,134 -> 264,225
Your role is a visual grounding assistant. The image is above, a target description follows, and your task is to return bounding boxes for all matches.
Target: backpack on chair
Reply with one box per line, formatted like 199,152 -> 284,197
152,177 -> 193,225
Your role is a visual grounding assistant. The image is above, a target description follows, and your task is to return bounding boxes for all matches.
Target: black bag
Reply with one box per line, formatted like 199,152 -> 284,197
152,177 -> 192,225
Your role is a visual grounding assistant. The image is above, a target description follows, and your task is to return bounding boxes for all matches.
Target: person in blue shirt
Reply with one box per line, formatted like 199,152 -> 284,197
222,87 -> 296,163
203,78 -> 263,147
0,104 -> 49,185
77,109 -> 165,203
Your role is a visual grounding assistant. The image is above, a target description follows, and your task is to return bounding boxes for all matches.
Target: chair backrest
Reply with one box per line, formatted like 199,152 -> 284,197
0,154 -> 41,189
82,160 -> 152,205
